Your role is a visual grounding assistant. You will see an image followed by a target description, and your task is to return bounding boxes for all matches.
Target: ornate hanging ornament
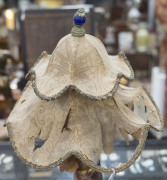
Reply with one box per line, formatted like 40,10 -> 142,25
6,9 -> 163,175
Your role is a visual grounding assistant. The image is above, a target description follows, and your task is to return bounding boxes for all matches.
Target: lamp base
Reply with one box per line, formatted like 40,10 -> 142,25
74,164 -> 103,180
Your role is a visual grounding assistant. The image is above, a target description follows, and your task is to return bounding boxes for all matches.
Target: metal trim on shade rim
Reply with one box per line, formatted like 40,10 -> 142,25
6,122 -> 149,174
142,86 -> 164,132
28,51 -> 134,101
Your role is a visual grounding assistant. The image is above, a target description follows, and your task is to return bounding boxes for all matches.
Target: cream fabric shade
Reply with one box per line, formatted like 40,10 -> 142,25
6,33 -> 163,174
27,34 -> 134,101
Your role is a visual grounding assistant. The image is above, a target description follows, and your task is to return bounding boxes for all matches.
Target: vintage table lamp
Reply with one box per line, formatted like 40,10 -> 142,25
6,9 -> 163,179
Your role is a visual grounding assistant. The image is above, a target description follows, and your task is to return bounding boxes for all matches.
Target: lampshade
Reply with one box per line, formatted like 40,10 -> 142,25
6,9 -> 163,175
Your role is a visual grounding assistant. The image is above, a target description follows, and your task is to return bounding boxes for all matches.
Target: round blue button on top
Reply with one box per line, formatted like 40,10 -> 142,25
73,13 -> 86,26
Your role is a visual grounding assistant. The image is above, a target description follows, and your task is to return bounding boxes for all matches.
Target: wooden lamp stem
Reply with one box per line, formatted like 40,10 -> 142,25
74,163 -> 103,180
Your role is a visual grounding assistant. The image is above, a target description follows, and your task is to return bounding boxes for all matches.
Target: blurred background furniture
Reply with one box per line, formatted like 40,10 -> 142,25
19,5 -> 94,72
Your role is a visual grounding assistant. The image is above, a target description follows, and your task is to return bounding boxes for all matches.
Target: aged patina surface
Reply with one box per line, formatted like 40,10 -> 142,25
6,9 -> 163,179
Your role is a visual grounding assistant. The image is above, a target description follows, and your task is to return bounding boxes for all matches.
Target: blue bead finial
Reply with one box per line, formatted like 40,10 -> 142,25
73,9 -> 86,26
71,9 -> 86,37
